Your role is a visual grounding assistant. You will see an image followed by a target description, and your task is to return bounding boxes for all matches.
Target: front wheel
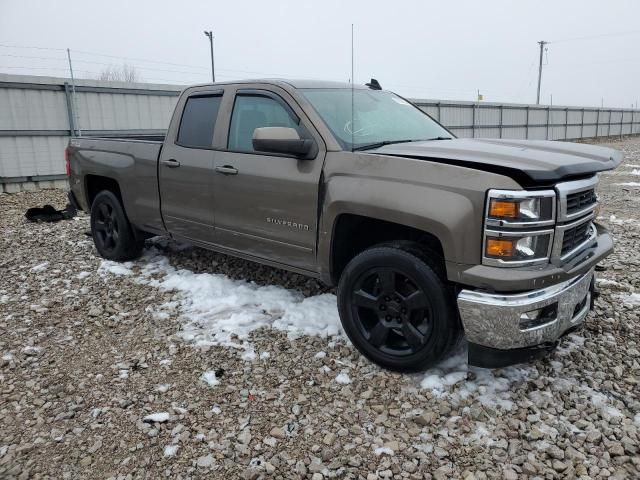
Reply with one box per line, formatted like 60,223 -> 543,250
337,244 -> 460,372
90,190 -> 143,261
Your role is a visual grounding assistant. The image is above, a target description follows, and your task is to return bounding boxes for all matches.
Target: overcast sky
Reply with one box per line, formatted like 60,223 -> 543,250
1,0 -> 639,108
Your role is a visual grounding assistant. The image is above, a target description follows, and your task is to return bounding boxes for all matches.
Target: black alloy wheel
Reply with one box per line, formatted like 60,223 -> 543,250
90,190 -> 143,261
351,267 -> 433,357
93,202 -> 120,253
337,243 -> 460,372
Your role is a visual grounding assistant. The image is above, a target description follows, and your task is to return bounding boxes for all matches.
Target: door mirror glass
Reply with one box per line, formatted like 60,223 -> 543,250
252,127 -> 314,157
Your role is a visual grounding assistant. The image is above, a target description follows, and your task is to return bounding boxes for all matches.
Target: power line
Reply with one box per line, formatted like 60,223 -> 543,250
0,64 -> 207,84
550,29 -> 640,44
0,47 -> 321,81
0,53 -> 212,76
0,43 -> 65,52
544,56 -> 640,68
0,43 -> 208,71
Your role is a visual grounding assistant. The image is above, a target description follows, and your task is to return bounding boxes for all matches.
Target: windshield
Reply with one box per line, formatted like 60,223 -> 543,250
300,88 -> 453,151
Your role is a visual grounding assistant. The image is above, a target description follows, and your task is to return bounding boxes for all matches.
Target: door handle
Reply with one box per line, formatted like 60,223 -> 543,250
215,165 -> 238,175
161,158 -> 181,168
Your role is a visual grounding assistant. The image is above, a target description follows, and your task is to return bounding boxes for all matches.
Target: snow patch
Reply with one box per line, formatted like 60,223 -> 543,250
620,293 -> 640,306
419,345 -> 531,410
241,349 -> 257,361
143,412 -> 170,423
201,370 -> 220,387
335,372 -> 351,384
587,389 -> 624,418
155,384 -> 171,393
30,262 -> 49,273
76,271 -> 92,280
99,247 -> 342,353
614,182 -> 640,187
374,447 -> 394,456
163,444 -> 179,457
99,261 -> 134,276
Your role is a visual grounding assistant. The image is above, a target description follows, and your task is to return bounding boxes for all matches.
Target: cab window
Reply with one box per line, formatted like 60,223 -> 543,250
177,94 -> 222,148
228,94 -> 299,152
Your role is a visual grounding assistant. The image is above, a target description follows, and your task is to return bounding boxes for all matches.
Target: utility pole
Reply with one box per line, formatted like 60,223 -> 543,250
536,40 -> 547,105
66,48 -> 81,136
204,31 -> 215,83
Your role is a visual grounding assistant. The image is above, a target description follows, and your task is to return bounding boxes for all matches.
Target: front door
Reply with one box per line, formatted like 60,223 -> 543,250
212,88 -> 324,271
159,92 -> 223,242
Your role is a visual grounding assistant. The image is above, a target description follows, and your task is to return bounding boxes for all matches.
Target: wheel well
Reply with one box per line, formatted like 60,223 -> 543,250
85,175 -> 122,208
330,214 -> 445,284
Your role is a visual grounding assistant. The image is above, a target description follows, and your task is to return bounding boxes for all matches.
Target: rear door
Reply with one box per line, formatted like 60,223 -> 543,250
159,89 -> 224,242
211,86 -> 325,271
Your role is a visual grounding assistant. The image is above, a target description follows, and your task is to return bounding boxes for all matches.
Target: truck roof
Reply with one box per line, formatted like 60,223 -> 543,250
188,79 -> 369,90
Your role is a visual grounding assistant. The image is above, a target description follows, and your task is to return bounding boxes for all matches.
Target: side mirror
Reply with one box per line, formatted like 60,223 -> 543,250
252,127 -> 314,158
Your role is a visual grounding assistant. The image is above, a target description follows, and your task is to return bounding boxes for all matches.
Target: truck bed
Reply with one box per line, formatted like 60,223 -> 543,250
69,135 -> 165,233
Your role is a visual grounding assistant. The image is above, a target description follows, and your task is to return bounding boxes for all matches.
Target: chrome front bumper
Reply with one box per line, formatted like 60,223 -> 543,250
458,268 -> 594,350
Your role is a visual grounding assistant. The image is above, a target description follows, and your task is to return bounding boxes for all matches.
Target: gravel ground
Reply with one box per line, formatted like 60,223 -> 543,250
1,137 -> 640,480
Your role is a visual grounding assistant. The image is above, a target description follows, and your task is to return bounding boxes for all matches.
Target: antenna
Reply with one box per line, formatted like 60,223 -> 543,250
351,23 -> 354,152
66,48 -> 81,136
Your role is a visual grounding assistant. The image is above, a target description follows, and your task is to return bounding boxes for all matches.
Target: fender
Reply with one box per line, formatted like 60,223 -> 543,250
317,152 -> 522,283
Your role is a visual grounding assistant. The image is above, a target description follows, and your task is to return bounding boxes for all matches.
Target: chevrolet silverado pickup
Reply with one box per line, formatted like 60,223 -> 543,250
66,79 -> 622,371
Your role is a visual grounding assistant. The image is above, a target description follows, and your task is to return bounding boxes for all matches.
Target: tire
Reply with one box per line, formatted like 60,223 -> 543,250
337,243 -> 460,372
90,190 -> 143,261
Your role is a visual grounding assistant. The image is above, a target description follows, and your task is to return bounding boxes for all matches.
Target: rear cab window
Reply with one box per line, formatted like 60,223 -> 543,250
177,95 -> 222,148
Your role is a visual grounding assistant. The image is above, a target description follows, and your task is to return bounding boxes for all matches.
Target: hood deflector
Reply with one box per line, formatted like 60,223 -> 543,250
370,138 -> 623,186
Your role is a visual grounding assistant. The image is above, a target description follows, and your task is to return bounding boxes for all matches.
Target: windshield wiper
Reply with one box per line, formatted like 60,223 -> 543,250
352,139 -> 419,152
352,137 -> 452,152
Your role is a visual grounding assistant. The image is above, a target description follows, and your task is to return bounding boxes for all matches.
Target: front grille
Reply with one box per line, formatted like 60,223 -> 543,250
566,189 -> 596,216
561,221 -> 592,256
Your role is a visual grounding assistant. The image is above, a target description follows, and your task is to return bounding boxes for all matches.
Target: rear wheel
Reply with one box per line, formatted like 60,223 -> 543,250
337,243 -> 460,372
90,190 -> 143,261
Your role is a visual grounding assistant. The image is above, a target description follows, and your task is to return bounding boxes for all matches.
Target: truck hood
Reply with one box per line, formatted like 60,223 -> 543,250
370,138 -> 622,185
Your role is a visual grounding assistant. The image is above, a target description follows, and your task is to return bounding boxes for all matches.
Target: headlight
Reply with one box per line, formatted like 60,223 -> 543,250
487,191 -> 555,225
483,189 -> 556,267
485,231 -> 553,262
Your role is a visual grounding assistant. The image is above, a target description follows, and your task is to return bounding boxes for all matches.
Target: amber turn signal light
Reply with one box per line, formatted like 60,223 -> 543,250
486,238 -> 514,257
489,199 -> 519,218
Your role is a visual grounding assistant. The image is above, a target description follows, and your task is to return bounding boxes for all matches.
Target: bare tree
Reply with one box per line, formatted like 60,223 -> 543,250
98,64 -> 142,83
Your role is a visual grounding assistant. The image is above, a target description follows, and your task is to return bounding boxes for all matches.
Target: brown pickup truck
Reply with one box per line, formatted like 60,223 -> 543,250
67,79 -> 622,371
